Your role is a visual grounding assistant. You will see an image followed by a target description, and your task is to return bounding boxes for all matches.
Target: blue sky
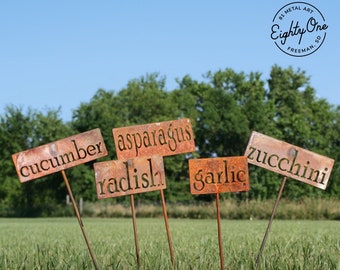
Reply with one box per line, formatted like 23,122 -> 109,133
1,1 -> 339,122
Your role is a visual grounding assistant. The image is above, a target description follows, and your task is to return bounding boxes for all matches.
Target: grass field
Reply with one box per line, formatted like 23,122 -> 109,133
0,218 -> 339,269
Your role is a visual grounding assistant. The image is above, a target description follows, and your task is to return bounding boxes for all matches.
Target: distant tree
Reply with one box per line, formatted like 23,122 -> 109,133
175,72 -> 248,158
72,73 -> 185,202
72,73 -> 174,156
115,73 -> 173,125
0,106 -> 32,216
325,106 -> 340,197
1,66 -> 339,217
267,65 -> 337,199
0,106 -> 74,216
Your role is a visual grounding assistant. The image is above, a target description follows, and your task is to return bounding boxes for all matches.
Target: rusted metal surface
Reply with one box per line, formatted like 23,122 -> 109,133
94,155 -> 166,199
189,156 -> 250,195
215,192 -> 225,270
244,131 -> 334,190
12,128 -> 108,183
129,194 -> 141,268
256,176 -> 287,267
112,118 -> 195,159
61,170 -> 100,270
160,189 -> 175,266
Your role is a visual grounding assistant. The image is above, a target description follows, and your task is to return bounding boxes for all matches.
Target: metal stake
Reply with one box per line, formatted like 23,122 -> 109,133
216,192 -> 224,270
130,194 -> 141,269
160,189 -> 175,266
256,176 -> 287,268
61,170 -> 99,270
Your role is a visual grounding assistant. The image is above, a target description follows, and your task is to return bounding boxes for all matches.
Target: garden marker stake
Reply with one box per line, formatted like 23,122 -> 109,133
244,131 -> 334,268
130,194 -> 141,269
160,189 -> 175,266
61,170 -> 99,270
112,118 -> 196,266
94,155 -> 167,268
11,129 -> 108,270
215,192 -> 224,270
189,156 -> 250,270
255,176 -> 286,268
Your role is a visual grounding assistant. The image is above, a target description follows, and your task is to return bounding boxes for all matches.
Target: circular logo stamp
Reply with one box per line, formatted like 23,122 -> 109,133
271,2 -> 328,57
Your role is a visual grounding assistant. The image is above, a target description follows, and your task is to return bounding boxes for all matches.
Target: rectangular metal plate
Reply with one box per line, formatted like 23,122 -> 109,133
244,131 -> 334,190
12,128 -> 108,183
94,155 -> 166,199
112,118 -> 195,159
189,156 -> 250,195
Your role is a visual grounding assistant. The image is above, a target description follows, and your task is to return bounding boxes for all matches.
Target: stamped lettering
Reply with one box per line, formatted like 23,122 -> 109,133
113,118 -> 195,159
12,128 -> 108,182
94,155 -> 166,199
245,131 -> 334,189
189,157 -> 250,195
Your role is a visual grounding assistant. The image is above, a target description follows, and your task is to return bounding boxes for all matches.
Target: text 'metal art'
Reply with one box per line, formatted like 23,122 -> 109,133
113,118 -> 195,159
94,155 -> 165,199
12,128 -> 108,182
245,131 -> 334,190
189,157 -> 250,195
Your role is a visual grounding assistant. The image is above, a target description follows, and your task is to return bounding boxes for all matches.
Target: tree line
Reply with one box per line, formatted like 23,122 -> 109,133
1,65 -> 339,216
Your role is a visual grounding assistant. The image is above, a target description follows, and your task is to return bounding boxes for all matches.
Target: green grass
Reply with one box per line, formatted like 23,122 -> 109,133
0,218 -> 339,269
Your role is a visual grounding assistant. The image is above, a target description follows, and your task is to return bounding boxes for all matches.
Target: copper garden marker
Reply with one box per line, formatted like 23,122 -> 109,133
12,128 -> 108,270
244,131 -> 334,267
112,118 -> 196,267
245,131 -> 334,190
189,156 -> 250,270
113,118 -> 195,160
94,155 -> 166,269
